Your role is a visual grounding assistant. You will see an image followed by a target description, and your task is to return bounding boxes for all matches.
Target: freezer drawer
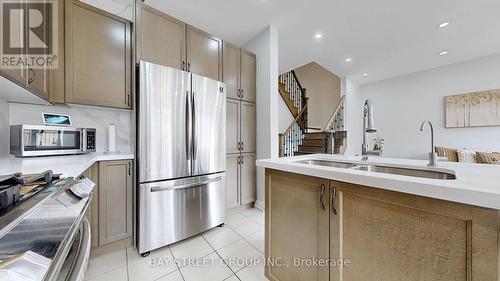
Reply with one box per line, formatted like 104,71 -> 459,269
137,173 -> 226,254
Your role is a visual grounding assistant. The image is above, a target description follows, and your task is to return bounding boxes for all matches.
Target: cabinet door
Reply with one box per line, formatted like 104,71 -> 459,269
98,160 -> 133,245
24,0 -> 51,100
226,154 -> 240,209
226,98 -> 240,154
329,181 -> 499,281
240,101 -> 256,152
83,163 -> 100,248
136,3 -> 186,69
0,0 -> 27,89
65,0 -> 132,109
223,42 -> 240,99
186,25 -> 222,81
240,49 -> 256,102
265,170 -> 330,281
240,153 -> 256,205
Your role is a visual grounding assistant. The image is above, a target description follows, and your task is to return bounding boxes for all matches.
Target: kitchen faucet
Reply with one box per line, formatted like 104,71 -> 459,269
420,120 -> 438,167
362,99 -> 377,161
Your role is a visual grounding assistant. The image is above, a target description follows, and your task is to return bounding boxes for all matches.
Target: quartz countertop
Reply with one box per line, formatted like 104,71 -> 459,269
0,152 -> 134,178
256,154 -> 500,210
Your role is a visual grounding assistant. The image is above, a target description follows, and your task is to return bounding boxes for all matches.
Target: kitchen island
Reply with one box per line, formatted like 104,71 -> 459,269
257,154 -> 500,281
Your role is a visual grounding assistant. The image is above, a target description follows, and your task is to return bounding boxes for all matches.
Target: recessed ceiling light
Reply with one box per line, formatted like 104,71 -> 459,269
345,58 -> 352,62
314,33 -> 323,39
362,73 -> 369,77
438,21 -> 450,28
439,51 -> 449,56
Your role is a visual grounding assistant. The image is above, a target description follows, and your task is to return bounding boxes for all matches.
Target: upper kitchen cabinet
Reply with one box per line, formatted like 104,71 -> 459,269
240,49 -> 256,102
135,3 -> 223,81
65,0 -> 132,109
136,2 -> 186,69
0,0 -> 27,90
222,43 -> 256,102
0,0 -> 65,103
223,42 -> 240,100
186,26 -> 222,81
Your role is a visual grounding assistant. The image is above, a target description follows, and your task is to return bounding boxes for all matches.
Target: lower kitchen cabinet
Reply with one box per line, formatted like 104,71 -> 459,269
329,180 -> 498,281
98,160 -> 133,245
240,153 -> 256,204
83,160 -> 133,248
265,169 -> 499,281
83,163 -> 100,248
265,170 -> 330,281
226,154 -> 240,209
226,153 -> 256,209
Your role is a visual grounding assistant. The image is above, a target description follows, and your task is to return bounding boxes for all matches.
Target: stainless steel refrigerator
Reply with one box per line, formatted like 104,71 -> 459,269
137,61 -> 226,255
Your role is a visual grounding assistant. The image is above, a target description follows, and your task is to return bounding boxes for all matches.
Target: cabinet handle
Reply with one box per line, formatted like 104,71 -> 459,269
240,155 -> 244,165
182,61 -> 186,71
241,142 -> 244,151
28,68 -> 35,84
241,88 -> 244,98
238,156 -> 241,165
319,184 -> 326,210
187,62 -> 191,72
330,187 -> 337,215
128,162 -> 132,176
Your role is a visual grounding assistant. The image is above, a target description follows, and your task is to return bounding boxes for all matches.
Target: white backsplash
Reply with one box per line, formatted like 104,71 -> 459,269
8,103 -> 134,154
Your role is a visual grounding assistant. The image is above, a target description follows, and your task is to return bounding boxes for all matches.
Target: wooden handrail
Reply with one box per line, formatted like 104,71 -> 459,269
323,95 -> 346,131
283,104 -> 308,136
291,70 -> 305,96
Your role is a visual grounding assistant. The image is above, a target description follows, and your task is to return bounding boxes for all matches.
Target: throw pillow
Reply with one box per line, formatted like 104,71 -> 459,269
457,149 -> 477,163
476,152 -> 500,165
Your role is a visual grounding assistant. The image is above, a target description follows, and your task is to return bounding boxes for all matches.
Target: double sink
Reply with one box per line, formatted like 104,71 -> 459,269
295,159 -> 456,180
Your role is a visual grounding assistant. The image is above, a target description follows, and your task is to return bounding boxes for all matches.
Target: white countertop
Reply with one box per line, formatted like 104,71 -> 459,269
257,154 -> 500,210
0,152 -> 134,178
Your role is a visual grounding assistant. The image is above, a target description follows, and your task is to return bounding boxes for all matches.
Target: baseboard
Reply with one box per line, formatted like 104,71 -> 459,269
254,200 -> 265,210
90,237 -> 133,258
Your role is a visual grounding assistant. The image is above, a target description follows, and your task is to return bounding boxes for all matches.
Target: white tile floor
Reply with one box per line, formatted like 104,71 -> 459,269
85,207 -> 269,281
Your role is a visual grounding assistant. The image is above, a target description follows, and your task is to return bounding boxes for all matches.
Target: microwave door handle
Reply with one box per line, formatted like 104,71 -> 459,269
82,129 -> 87,153
150,176 -> 222,192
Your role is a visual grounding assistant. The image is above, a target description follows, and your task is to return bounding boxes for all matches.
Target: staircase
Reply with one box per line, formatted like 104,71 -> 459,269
278,70 -> 347,157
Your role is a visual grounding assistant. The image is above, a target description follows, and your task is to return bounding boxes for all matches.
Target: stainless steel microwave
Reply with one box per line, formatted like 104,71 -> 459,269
10,125 -> 96,157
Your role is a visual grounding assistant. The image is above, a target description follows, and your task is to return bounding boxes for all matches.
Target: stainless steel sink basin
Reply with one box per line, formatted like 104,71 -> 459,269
352,165 -> 456,180
295,159 -> 456,180
295,160 -> 357,169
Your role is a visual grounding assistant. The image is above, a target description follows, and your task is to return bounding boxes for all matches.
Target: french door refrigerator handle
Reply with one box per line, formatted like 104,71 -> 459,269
150,176 -> 223,192
185,90 -> 191,160
192,91 -> 197,160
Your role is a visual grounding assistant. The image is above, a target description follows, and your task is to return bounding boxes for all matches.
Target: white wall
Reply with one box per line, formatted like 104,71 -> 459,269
81,0 -> 134,21
278,97 -> 294,133
293,62 -> 342,129
346,54 -> 500,159
9,103 -> 133,153
343,78 -> 363,156
243,26 -> 279,207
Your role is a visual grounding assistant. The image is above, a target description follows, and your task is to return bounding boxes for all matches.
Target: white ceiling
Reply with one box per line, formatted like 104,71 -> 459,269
144,0 -> 500,84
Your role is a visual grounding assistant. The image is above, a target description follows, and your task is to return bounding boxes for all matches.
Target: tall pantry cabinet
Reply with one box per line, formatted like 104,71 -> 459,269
224,42 -> 257,209
135,2 -> 257,210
